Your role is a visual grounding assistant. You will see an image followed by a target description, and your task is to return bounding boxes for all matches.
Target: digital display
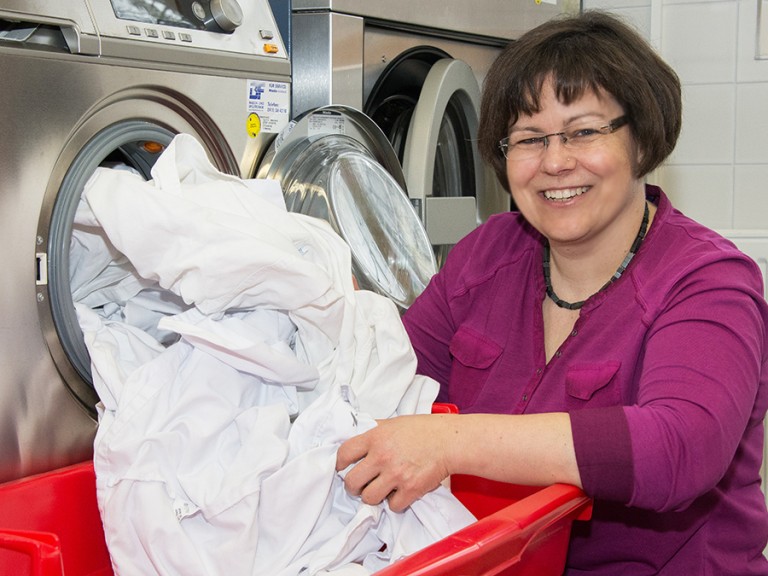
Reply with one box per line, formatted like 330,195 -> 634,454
110,0 -> 207,31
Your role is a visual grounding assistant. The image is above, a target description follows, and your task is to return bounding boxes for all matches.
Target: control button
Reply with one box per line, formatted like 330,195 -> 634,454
144,28 -> 159,38
263,43 -> 279,54
211,0 -> 243,32
126,25 -> 141,36
191,1 -> 206,21
162,30 -> 176,40
259,29 -> 274,40
179,33 -> 192,42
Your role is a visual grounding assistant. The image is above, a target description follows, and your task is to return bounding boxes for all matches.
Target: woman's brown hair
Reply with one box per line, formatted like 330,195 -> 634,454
478,11 -> 682,190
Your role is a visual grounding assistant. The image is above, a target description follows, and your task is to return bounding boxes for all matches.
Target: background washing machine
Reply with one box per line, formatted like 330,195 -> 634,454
0,0 -> 291,483
286,0 -> 572,265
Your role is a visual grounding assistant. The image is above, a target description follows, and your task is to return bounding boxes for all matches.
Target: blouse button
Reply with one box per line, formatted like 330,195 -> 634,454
555,350 -> 562,358
571,329 -> 578,337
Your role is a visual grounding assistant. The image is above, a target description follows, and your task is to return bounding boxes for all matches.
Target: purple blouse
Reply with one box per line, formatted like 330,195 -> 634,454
403,186 -> 768,574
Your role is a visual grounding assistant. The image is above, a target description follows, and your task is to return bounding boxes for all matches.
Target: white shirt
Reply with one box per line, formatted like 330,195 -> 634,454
76,134 -> 474,576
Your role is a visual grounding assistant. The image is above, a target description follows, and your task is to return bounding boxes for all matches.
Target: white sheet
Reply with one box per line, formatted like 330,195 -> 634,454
76,134 -> 474,576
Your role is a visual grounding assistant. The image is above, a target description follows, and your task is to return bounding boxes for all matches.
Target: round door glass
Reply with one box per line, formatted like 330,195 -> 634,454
329,151 -> 436,308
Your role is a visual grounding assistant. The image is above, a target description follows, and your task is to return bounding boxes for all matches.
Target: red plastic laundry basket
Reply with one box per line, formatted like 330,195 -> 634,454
378,476 -> 591,576
377,403 -> 593,575
0,461 -> 111,576
0,404 -> 592,576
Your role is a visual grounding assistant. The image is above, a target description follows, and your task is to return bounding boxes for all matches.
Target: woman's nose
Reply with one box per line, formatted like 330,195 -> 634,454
540,136 -> 576,173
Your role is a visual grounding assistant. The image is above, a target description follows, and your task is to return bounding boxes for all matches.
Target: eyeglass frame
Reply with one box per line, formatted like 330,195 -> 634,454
498,115 -> 629,160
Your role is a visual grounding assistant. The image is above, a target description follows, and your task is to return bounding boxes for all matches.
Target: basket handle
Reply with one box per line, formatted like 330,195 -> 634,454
0,529 -> 65,576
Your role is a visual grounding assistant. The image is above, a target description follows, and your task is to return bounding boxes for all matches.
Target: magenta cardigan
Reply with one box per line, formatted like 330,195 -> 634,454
403,186 -> 768,575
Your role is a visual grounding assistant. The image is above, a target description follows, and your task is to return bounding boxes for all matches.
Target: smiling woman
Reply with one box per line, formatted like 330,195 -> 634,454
335,10 -> 768,576
496,80 -> 645,304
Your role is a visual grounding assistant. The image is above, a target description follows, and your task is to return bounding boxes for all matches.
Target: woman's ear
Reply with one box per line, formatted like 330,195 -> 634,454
632,139 -> 646,180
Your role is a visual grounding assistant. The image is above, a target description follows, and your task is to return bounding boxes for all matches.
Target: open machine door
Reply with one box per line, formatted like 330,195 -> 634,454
366,51 -> 509,267
257,106 -> 437,310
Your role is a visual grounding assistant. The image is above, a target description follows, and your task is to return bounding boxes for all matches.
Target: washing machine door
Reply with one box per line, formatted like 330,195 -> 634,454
257,106 -> 437,309
40,120 -> 239,416
367,54 -> 509,267
403,59 -> 487,238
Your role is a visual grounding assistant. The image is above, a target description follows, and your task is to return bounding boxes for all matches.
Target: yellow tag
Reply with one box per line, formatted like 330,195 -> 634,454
247,113 -> 261,138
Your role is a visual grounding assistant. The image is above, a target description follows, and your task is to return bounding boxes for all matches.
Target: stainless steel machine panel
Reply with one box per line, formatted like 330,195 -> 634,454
292,0 -> 575,41
0,0 -> 290,483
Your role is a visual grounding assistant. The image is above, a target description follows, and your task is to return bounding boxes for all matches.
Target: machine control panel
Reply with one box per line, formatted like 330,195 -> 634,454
110,0 -> 243,35
0,0 -> 288,62
91,0 -> 287,58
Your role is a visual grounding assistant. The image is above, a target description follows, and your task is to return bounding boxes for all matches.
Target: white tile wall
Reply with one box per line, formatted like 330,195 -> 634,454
652,164 -> 735,227
738,0 -> 768,82
735,83 -> 768,164
669,83 -> 736,165
735,165 -> 768,227
661,2 -> 738,84
583,0 -> 768,231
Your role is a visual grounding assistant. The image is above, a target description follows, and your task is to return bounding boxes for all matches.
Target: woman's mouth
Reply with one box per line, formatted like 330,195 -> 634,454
543,187 -> 589,201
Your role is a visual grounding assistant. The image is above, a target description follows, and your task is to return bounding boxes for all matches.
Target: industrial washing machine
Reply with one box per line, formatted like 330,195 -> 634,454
285,0 -> 572,265
0,0 -> 292,483
0,0 -> 444,485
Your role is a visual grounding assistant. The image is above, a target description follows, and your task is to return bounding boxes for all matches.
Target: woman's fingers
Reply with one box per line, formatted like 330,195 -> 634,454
335,415 -> 452,511
335,431 -> 369,474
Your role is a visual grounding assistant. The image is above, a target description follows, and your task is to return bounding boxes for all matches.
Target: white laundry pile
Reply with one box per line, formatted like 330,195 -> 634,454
74,134 -> 475,576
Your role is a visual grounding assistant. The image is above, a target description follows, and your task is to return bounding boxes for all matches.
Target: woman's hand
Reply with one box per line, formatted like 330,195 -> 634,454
335,414 -> 455,512
336,411 -> 581,512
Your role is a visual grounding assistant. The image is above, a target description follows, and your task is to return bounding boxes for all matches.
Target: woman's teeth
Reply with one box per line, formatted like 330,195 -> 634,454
543,187 -> 588,201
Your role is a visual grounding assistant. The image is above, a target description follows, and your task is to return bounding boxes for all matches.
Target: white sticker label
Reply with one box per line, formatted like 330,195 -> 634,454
173,498 -> 200,521
307,110 -> 346,136
247,80 -> 290,135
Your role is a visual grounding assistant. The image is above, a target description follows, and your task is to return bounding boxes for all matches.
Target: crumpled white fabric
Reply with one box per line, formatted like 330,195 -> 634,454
76,134 -> 474,576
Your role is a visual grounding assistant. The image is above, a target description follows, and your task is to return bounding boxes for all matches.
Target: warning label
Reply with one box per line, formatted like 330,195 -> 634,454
246,80 -> 290,136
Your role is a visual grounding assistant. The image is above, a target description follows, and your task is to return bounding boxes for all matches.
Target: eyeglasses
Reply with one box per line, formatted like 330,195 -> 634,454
498,116 -> 629,161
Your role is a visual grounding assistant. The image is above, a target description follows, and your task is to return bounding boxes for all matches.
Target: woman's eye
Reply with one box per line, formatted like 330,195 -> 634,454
571,128 -> 599,139
516,136 -> 546,147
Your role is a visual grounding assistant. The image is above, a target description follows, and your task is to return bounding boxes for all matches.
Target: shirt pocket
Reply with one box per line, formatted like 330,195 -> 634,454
565,361 -> 622,408
448,325 -> 503,409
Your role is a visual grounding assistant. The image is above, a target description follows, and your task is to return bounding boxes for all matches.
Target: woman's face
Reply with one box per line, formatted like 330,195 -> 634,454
505,79 -> 644,251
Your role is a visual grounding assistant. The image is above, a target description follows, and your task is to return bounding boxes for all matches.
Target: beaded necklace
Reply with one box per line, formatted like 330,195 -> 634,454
542,201 -> 650,310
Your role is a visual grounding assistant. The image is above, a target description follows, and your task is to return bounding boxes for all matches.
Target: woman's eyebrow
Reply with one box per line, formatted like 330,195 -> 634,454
510,113 -> 606,133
